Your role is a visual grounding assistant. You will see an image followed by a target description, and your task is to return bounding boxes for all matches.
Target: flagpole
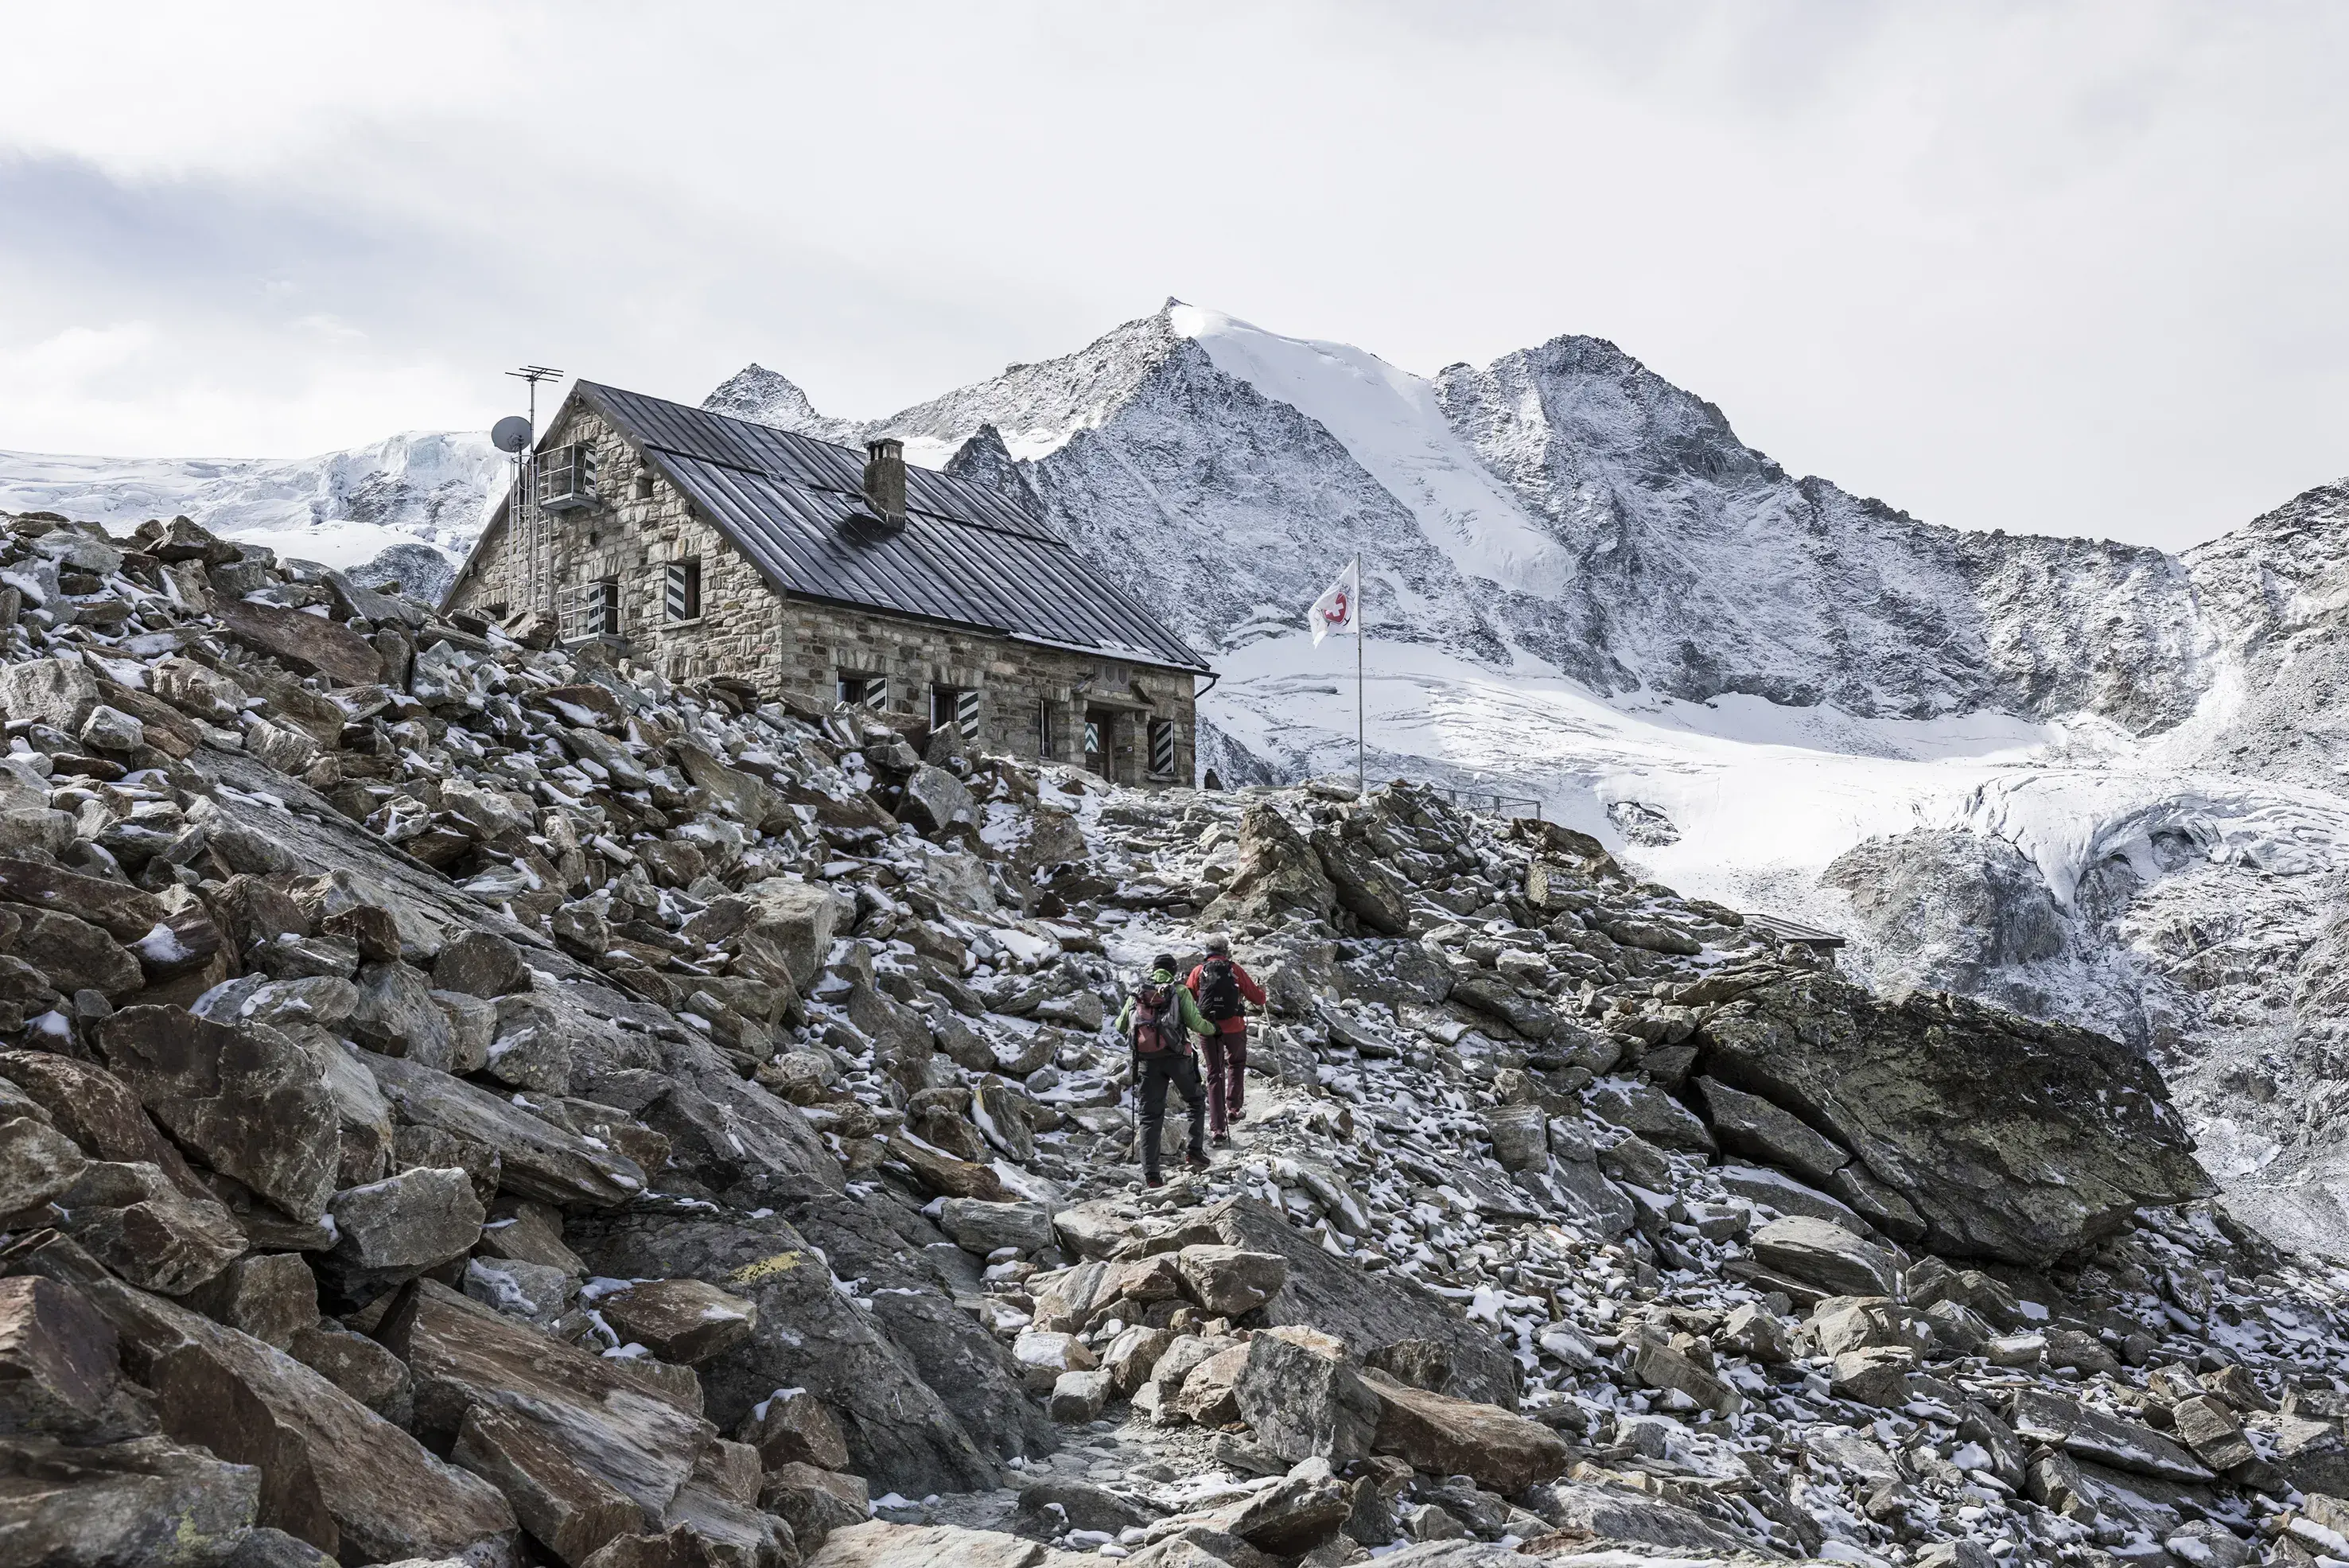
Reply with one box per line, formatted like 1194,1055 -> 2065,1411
1354,554 -> 1365,801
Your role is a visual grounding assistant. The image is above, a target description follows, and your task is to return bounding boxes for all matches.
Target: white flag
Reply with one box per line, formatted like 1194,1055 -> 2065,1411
1309,560 -> 1359,645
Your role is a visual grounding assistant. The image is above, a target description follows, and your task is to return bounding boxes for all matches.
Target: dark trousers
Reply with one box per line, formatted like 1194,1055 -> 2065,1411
1203,1028 -> 1247,1135
1137,1050 -> 1207,1177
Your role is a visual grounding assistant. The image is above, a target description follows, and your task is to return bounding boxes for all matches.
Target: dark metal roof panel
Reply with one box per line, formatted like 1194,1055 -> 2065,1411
640,430 -> 1208,672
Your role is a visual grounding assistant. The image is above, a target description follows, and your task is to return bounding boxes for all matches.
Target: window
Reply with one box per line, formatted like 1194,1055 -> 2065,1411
1036,700 -> 1056,759
562,578 -> 619,640
664,559 -> 701,621
837,672 -> 889,710
931,684 -> 979,741
1148,718 -> 1176,779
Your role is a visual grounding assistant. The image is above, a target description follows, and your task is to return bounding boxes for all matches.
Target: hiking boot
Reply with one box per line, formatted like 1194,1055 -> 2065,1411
1209,1132 -> 1231,1149
1184,1152 -> 1212,1173
1144,1173 -> 1165,1189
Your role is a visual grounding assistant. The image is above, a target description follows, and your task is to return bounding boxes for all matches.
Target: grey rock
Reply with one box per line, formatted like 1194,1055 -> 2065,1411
938,1198 -> 1056,1255
0,1432 -> 258,1567
1232,1327 -> 1379,1466
1749,1216 -> 1902,1298
315,1167 -> 486,1310
1705,971 -> 2213,1262
366,1052 -> 647,1207
1694,1075 -> 1847,1181
94,1006 -> 342,1224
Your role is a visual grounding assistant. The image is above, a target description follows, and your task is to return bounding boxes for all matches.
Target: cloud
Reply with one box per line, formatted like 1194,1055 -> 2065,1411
1,2 -> 2344,550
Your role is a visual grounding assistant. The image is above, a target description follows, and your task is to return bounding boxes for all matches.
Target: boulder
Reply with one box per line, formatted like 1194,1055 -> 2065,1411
1628,1338 -> 1741,1416
1216,1461 -> 1355,1556
212,598 -> 383,687
1047,1368 -> 1111,1423
1173,1245 -> 1288,1317
349,959 -> 458,1070
314,1166 -> 485,1310
12,906 -> 142,998
1482,1106 -> 1549,1173
938,1198 -> 1056,1256
1204,804 -> 1336,928
759,1461 -> 867,1554
2010,1388 -> 2215,1483
737,1385 -> 849,1472
1312,827 -> 1412,936
599,1278 -> 760,1365
0,858 -> 166,944
733,878 -> 849,994
1200,1197 -> 1518,1408
1169,1342 -> 1250,1425
1358,1368 -> 1571,1492
1703,971 -> 2215,1261
183,1255 -> 319,1351
1693,1076 -> 1849,1182
48,1161 -> 247,1297
0,1098 -> 87,1216
366,1053 -> 647,1207
433,930 -> 533,999
569,1209 -> 1003,1497
1231,1327 -> 1380,1465
1587,1080 -> 1714,1153
0,1275 -> 148,1443
382,1278 -> 718,1521
1537,1479 -> 1779,1558
0,659 -> 99,732
899,765 -> 975,835
94,1006 -> 341,1224
452,1402 -> 643,1568
1749,1216 -> 1902,1298
149,1325 -> 515,1562
801,1520 -> 1055,1566
0,1432 -> 259,1567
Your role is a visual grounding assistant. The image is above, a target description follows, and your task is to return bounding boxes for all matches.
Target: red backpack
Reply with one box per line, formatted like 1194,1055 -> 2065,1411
1130,982 -> 1188,1056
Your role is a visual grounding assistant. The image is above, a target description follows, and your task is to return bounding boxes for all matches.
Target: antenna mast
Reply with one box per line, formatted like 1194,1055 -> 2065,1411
505,365 -> 563,621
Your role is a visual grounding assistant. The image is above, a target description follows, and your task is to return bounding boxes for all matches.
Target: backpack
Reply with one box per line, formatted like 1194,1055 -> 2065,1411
1130,982 -> 1188,1056
1196,958 -> 1243,1023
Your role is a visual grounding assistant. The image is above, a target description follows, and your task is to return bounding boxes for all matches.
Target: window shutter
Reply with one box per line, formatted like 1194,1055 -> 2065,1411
955,688 -> 980,740
1149,718 -> 1176,777
664,560 -> 699,621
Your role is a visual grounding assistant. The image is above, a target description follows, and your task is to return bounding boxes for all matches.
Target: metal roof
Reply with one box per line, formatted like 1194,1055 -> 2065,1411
1741,911 -> 1849,948
572,382 -> 1208,674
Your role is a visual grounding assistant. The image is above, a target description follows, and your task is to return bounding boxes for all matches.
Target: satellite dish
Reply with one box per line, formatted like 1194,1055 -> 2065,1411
491,415 -> 532,454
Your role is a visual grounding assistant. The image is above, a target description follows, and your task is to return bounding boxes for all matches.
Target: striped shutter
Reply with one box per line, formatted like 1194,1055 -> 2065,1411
955,688 -> 980,740
1149,718 -> 1175,776
861,676 -> 889,712
664,561 -> 698,621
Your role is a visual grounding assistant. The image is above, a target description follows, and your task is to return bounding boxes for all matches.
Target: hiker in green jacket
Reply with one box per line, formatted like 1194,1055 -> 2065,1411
1114,954 -> 1215,1187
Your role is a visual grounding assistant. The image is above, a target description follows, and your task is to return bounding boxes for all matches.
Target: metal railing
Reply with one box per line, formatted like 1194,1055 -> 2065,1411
1441,788 -> 1543,820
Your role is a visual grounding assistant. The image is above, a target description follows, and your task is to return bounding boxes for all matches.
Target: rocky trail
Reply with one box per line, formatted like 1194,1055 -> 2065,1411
0,507 -> 2344,1568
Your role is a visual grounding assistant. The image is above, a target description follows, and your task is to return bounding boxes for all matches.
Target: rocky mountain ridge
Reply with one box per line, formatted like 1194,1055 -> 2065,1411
0,499 -> 2340,1566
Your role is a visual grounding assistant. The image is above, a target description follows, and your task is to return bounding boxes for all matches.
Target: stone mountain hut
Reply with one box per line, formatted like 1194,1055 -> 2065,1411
445,382 -> 1210,783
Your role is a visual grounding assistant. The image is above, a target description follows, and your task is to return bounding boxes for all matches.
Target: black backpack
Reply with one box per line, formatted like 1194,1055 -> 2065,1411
1130,983 -> 1187,1056
1196,957 -> 1243,1023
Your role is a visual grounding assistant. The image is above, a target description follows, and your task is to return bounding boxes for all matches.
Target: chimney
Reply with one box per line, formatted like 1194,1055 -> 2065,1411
863,438 -> 907,526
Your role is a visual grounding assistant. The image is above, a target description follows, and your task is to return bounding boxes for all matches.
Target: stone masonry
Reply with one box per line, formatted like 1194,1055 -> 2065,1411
448,400 -> 1198,785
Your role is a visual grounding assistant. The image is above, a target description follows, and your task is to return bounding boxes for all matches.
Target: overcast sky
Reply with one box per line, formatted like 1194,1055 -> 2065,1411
3,2 -> 2343,551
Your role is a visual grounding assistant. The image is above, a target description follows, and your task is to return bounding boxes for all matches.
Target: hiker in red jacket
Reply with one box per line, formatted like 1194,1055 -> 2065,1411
1185,935 -> 1266,1146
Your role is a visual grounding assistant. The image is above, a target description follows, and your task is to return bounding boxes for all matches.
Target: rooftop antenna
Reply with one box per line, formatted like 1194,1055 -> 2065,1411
503,366 -> 563,621
505,365 -> 562,435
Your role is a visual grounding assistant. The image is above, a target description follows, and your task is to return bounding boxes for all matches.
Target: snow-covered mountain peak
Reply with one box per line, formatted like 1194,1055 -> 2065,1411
700,363 -> 844,440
